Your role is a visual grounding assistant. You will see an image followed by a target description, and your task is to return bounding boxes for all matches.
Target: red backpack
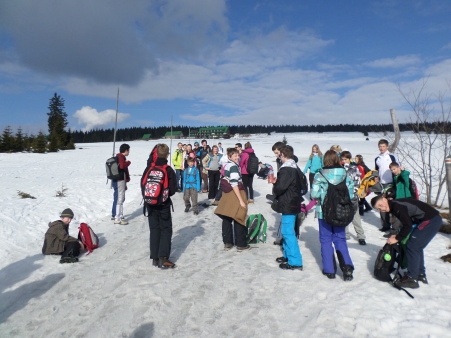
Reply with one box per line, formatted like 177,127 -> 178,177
78,223 -> 99,255
141,146 -> 169,206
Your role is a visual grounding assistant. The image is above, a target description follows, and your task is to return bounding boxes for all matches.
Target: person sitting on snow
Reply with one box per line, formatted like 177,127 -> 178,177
42,208 -> 85,263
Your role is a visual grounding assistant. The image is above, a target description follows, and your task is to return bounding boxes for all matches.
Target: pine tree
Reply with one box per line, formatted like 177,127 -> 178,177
47,93 -> 68,150
282,135 -> 287,145
14,127 -> 25,152
0,126 -> 14,152
32,131 -> 47,153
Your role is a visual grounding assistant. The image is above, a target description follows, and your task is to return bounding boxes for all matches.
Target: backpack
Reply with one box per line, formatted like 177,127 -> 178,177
246,214 -> 267,244
78,223 -> 99,255
141,146 -> 170,206
247,153 -> 259,174
409,178 -> 419,200
320,172 -> 354,227
374,243 -> 414,298
105,156 -> 123,180
297,167 -> 308,196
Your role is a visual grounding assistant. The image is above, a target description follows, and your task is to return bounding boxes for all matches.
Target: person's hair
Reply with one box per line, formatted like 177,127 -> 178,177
186,144 -> 192,151
378,139 -> 389,146
235,143 -> 242,148
329,144 -> 342,153
182,144 -> 186,147
340,150 -> 352,159
194,142 -> 199,146
389,162 -> 400,169
177,142 -> 182,146
212,145 -> 218,151
187,157 -> 195,163
272,141 -> 284,151
355,154 -> 365,166
371,194 -> 385,207
244,142 -> 252,149
201,139 -> 207,144
309,144 -> 323,159
119,143 -> 130,153
258,161 -> 262,164
227,147 -> 239,157
279,145 -> 294,159
323,150 -> 341,167
218,142 -> 222,145
157,143 -> 169,158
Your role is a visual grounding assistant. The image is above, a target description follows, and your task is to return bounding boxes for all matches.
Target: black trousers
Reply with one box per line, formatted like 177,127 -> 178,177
242,173 -> 255,199
309,172 -> 315,190
62,241 -> 80,258
148,207 -> 173,259
220,215 -> 247,247
208,170 -> 220,199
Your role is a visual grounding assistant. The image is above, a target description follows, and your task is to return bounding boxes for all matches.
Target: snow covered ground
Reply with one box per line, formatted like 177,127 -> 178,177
1,132 -> 451,337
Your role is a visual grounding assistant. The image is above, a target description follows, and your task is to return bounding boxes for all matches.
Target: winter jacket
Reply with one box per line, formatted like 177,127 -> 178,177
182,166 -> 201,192
199,146 -> 211,163
311,166 -> 354,220
389,198 -> 439,241
375,152 -> 398,184
116,152 -> 130,182
172,149 -> 184,170
203,153 -> 222,171
393,170 -> 412,199
343,162 -> 361,205
42,220 -> 78,255
239,148 -> 255,175
271,159 -> 302,215
303,154 -> 323,174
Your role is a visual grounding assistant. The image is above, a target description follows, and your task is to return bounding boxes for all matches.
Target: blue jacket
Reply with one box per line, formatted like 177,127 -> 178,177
182,166 -> 201,192
311,166 -> 354,219
303,155 -> 323,174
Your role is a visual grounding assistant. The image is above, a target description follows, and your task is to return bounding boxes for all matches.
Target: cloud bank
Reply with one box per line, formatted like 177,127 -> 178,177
73,106 -> 130,131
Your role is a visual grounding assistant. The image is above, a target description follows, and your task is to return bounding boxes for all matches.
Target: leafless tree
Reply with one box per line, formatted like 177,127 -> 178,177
391,78 -> 451,207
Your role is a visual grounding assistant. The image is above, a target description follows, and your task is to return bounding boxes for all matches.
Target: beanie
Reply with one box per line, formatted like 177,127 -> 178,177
60,208 -> 74,219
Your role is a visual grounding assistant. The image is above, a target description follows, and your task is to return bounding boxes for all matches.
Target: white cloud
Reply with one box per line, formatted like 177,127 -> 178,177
363,55 -> 422,68
73,106 -> 130,131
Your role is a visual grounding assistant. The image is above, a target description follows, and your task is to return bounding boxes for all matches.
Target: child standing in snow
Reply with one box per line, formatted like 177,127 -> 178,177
271,145 -> 304,270
183,157 -> 201,215
303,144 -> 323,189
42,208 -> 85,263
389,162 -> 412,199
214,147 -> 250,252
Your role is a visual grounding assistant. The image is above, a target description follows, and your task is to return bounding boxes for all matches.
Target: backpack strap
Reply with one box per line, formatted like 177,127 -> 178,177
389,244 -> 414,299
261,215 -> 267,243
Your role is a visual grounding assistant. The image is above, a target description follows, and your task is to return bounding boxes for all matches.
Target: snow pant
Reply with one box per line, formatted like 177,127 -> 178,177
309,172 -> 315,190
208,170 -> 220,199
200,168 -> 208,191
175,169 -> 182,190
319,219 -> 354,274
111,180 -> 118,217
115,180 -> 126,221
61,241 -> 80,258
346,211 -> 366,240
148,207 -> 173,259
219,215 -> 247,247
242,173 -> 255,199
183,188 -> 198,212
281,214 -> 303,266
406,214 -> 442,279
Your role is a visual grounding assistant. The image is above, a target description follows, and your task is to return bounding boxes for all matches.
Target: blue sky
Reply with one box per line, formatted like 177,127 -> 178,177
1,0 -> 451,134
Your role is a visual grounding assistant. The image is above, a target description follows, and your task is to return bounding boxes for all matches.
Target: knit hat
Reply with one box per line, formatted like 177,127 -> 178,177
60,208 -> 74,219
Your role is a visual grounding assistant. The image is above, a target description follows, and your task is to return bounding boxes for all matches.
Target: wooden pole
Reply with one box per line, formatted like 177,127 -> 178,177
112,87 -> 119,156
388,108 -> 400,153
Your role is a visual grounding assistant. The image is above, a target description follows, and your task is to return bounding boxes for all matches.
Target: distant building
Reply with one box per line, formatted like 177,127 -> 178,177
164,131 -> 184,139
142,133 -> 152,140
190,126 -> 230,139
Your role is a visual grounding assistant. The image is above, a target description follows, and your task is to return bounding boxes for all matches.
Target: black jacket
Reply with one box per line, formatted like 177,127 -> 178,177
271,164 -> 301,214
389,198 -> 439,241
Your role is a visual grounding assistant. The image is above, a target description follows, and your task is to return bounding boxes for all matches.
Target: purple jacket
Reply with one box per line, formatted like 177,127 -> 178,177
239,148 -> 254,175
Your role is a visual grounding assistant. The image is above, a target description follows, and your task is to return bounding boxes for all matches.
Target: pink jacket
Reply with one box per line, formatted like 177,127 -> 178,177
239,148 -> 254,175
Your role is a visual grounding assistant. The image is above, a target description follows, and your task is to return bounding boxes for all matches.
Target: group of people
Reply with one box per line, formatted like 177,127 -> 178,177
42,138 -> 442,289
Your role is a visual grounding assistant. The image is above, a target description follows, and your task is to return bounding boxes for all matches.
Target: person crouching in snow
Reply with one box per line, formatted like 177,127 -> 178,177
42,208 -> 85,263
214,147 -> 250,252
271,145 -> 304,270
311,150 -> 355,281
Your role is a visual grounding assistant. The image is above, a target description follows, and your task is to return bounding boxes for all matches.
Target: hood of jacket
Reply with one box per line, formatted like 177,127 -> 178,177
242,148 -> 254,154
280,158 -> 297,169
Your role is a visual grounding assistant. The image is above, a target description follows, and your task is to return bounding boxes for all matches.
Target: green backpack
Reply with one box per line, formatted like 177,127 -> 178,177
246,214 -> 267,244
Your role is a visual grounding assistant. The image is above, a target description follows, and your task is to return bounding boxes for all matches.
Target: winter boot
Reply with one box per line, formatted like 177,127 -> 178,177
224,243 -> 234,251
418,273 -> 428,284
394,275 -> 419,289
322,271 -> 336,279
60,256 -> 79,264
279,262 -> 303,270
276,257 -> 288,263
158,257 -> 176,269
342,265 -> 354,282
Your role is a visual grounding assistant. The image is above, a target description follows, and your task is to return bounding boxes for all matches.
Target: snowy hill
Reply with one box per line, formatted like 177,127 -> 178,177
1,132 -> 451,337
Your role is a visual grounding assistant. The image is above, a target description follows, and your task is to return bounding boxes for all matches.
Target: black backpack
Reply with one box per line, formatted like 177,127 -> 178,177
374,243 -> 414,298
105,156 -> 123,180
297,167 -> 308,196
320,172 -> 354,227
247,153 -> 259,174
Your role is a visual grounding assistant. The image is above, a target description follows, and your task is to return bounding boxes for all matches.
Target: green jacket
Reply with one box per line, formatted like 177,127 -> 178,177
42,220 -> 78,255
172,149 -> 184,170
394,170 -> 412,199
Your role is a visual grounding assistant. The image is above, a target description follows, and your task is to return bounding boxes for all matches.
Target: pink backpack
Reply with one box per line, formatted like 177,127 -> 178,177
78,223 -> 99,255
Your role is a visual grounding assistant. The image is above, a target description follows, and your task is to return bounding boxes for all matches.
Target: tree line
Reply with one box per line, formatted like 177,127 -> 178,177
69,122 -> 451,143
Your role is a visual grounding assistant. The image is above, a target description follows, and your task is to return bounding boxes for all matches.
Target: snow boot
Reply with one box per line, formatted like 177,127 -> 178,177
276,257 -> 288,263
418,274 -> 428,284
322,271 -> 336,279
60,256 -> 79,264
158,257 -> 176,269
394,275 -> 419,289
279,263 -> 303,270
342,265 -> 354,282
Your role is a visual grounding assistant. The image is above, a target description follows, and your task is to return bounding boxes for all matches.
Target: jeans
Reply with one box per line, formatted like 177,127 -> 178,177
111,180 -> 118,217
